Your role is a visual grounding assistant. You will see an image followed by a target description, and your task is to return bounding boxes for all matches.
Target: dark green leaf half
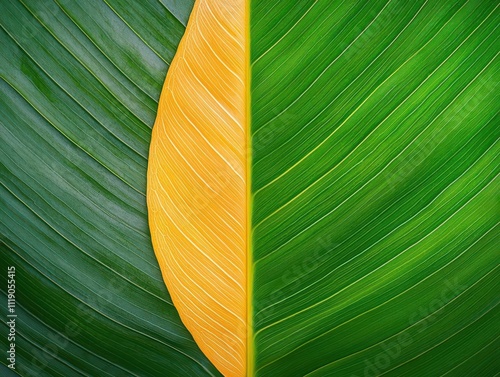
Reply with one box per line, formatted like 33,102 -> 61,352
0,0 -> 221,376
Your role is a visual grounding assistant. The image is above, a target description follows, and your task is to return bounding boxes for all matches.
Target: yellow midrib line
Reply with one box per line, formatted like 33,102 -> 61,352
245,0 -> 254,375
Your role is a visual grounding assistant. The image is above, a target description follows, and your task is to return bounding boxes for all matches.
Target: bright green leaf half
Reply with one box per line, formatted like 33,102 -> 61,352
250,0 -> 499,376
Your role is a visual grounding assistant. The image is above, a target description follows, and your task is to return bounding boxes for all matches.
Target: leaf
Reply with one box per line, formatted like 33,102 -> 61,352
148,0 -> 247,375
148,0 -> 499,376
0,0 -> 221,376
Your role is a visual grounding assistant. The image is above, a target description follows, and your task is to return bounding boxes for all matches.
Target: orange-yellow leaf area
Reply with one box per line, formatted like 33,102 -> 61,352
147,0 -> 246,376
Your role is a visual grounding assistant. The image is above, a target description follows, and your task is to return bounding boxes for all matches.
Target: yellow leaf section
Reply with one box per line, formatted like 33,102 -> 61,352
147,0 -> 246,376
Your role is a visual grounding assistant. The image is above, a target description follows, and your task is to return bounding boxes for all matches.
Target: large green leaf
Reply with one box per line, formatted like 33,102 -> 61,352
0,1 -> 221,376
250,0 -> 498,375
1,0 -> 499,376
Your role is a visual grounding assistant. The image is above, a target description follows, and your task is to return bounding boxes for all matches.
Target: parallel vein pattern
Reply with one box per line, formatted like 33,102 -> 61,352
0,0 -> 221,376
251,0 -> 499,376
